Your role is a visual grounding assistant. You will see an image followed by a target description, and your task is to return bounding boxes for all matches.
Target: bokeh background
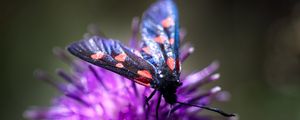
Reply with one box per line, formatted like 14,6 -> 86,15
1,0 -> 300,120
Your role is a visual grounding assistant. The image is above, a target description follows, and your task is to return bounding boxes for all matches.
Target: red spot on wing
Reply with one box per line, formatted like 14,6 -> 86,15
176,59 -> 181,72
167,57 -> 175,70
137,70 -> 152,79
91,52 -> 104,60
154,36 -> 166,44
169,38 -> 174,45
161,17 -> 174,28
134,77 -> 151,87
142,47 -> 151,55
115,53 -> 127,62
115,63 -> 124,68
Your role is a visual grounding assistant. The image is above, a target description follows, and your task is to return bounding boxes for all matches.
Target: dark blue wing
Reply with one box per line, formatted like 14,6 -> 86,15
140,0 -> 180,73
68,36 -> 156,87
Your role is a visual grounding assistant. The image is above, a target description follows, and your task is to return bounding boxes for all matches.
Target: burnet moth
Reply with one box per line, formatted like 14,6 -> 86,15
67,0 -> 235,119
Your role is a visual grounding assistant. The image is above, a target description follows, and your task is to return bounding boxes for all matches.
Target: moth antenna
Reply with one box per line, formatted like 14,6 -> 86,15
176,101 -> 236,117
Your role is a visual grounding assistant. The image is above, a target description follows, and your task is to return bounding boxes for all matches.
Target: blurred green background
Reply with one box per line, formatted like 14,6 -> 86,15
1,0 -> 300,120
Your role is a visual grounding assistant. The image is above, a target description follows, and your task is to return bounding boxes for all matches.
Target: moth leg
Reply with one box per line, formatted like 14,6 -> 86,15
144,89 -> 157,107
156,93 -> 162,120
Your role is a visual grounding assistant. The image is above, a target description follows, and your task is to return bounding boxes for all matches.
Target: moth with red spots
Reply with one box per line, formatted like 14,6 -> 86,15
68,0 -> 234,119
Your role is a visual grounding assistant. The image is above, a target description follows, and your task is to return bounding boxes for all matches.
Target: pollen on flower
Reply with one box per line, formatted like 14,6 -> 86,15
211,86 -> 222,93
188,47 -> 194,53
210,73 -> 220,80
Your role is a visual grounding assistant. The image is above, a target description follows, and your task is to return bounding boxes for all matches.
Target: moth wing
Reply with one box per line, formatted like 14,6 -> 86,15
68,36 -> 156,87
140,0 -> 181,73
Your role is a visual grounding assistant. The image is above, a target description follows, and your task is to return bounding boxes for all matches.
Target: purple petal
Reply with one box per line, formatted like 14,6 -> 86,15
180,43 -> 194,62
181,61 -> 219,87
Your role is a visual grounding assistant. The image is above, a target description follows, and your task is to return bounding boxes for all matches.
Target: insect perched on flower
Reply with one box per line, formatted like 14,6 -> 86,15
67,0 -> 235,119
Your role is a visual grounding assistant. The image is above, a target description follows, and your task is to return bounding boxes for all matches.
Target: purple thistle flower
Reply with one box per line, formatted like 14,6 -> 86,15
24,17 -> 231,119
